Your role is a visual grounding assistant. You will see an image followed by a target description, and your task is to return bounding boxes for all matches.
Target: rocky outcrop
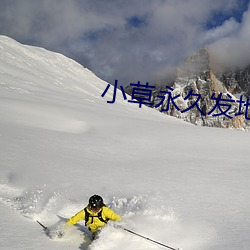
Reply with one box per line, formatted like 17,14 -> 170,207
125,48 -> 250,130
217,66 -> 250,98
166,49 -> 249,129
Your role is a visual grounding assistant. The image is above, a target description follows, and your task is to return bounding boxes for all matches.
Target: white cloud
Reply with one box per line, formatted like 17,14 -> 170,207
200,18 -> 240,45
209,5 -> 250,69
0,0 -> 249,84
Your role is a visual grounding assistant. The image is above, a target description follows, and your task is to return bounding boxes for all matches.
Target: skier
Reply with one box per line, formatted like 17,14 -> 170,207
66,194 -> 121,239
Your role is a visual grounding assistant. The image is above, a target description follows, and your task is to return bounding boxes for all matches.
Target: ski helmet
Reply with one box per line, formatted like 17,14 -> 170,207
89,195 -> 104,210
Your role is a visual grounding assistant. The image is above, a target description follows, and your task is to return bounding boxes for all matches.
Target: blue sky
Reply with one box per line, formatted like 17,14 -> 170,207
0,0 -> 249,85
206,0 -> 249,28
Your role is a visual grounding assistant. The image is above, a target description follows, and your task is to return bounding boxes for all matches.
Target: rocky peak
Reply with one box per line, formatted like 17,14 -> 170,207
167,49 -> 250,129
125,48 -> 250,130
175,48 -> 226,93
177,48 -> 210,78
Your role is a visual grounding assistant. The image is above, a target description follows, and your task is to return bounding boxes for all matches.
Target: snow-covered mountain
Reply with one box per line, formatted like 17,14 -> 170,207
0,36 -> 250,250
172,49 -> 250,129
125,49 -> 250,130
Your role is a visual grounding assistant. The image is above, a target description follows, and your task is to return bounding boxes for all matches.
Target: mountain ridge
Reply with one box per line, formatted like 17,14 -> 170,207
125,48 -> 250,130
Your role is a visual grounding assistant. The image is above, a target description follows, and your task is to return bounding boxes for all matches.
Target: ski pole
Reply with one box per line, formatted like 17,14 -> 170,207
122,227 -> 180,250
37,220 -> 48,231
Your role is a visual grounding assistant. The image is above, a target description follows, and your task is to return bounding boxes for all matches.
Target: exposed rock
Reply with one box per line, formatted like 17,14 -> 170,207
125,49 -> 250,130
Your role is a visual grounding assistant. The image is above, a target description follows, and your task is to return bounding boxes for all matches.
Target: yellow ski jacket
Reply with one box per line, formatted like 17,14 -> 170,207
67,206 -> 121,233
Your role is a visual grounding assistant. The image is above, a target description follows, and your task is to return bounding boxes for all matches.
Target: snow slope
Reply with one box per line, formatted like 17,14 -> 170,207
0,35 -> 250,250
